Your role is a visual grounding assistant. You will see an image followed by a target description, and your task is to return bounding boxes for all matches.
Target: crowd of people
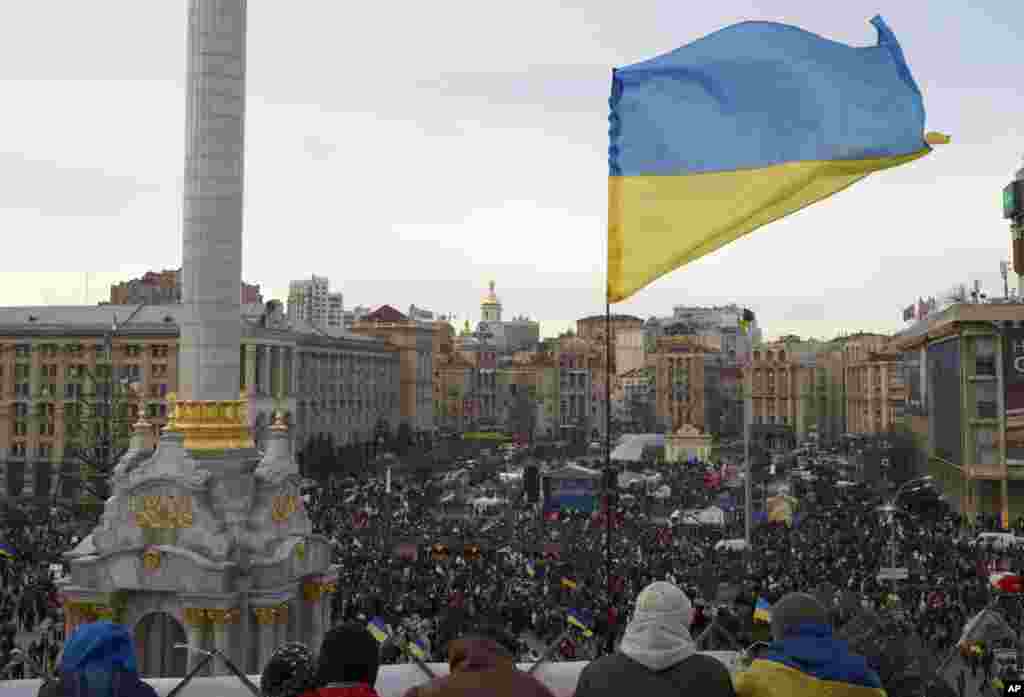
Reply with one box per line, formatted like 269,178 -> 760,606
5,439 -> 1024,695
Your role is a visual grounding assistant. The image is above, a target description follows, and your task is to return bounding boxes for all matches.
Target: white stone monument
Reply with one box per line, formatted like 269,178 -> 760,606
60,0 -> 335,678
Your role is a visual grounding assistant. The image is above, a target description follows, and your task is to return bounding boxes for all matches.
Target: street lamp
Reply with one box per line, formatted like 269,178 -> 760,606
877,475 -> 932,570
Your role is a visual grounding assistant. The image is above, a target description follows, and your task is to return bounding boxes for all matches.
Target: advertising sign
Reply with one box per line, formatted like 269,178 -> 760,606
927,339 -> 962,465
1005,329 -> 1024,463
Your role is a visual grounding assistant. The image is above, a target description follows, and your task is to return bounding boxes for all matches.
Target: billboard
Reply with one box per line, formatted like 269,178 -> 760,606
1004,329 -> 1024,463
901,350 -> 925,416
927,339 -> 962,465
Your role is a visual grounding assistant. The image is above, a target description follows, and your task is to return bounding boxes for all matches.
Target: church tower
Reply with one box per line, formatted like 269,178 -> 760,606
481,280 -> 502,323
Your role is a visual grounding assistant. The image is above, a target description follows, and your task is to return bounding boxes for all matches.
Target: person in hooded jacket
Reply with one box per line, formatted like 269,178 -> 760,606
309,624 -> 383,697
733,593 -> 885,697
402,627 -> 555,697
573,581 -> 735,697
260,643 -> 318,697
36,621 -> 157,697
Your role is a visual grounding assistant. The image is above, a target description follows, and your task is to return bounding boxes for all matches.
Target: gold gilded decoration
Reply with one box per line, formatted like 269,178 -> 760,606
272,495 -> 298,523
270,411 -> 288,432
164,393 -> 179,431
205,608 -> 239,626
253,607 -> 277,625
172,397 -> 255,451
303,580 -> 338,602
130,495 -> 194,529
183,608 -> 209,626
303,582 -> 324,603
142,547 -> 162,571
294,542 -> 306,561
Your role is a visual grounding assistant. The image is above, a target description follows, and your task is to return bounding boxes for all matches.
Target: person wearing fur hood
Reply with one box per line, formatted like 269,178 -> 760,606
574,581 -> 735,697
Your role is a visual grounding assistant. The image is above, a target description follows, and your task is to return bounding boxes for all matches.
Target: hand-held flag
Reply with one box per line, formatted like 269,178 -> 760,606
607,15 -> 948,303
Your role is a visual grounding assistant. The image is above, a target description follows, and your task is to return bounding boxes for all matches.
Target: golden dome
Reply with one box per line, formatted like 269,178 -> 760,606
481,280 -> 501,307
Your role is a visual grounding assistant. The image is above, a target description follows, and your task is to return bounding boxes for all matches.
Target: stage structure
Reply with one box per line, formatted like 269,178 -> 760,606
542,464 -> 602,514
59,0 -> 336,678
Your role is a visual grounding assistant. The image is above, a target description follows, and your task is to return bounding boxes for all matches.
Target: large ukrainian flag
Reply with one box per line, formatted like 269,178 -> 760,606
608,15 -> 947,303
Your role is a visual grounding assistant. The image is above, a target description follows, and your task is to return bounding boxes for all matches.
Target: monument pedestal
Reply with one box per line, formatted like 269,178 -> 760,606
62,399 -> 336,677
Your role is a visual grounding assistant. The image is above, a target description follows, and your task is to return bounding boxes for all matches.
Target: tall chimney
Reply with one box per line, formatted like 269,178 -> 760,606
179,0 -> 247,402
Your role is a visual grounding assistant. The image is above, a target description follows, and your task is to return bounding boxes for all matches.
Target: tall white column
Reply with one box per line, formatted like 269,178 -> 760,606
179,0 -> 247,402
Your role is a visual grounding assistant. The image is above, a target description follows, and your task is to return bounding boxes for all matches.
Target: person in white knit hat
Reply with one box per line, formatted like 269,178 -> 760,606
574,581 -> 736,697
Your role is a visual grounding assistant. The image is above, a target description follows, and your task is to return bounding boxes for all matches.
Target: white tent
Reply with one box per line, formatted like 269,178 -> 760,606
697,506 -> 726,526
610,434 -> 665,462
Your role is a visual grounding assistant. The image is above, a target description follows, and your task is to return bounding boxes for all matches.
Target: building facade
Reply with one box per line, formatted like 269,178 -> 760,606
843,334 -> 906,436
890,303 -> 1024,525
351,305 -> 435,436
0,304 -> 401,499
287,275 -> 344,329
109,268 -> 261,306
476,282 -> 540,355
651,336 -> 722,437
576,314 -> 646,377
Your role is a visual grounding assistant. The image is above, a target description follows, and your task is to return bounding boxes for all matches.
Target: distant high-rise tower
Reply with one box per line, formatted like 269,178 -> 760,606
287,275 -> 343,328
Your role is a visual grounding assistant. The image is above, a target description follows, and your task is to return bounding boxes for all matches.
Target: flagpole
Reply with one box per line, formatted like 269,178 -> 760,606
604,300 -> 614,654
744,353 -> 752,550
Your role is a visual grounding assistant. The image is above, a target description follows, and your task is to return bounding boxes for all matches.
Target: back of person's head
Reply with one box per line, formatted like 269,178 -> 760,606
631,581 -> 693,628
260,643 -> 317,697
50,621 -> 138,697
315,623 -> 380,687
447,625 -> 517,673
770,593 -> 829,642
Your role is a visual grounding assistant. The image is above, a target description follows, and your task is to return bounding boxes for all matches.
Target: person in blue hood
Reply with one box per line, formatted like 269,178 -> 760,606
37,621 -> 157,697
733,593 -> 886,697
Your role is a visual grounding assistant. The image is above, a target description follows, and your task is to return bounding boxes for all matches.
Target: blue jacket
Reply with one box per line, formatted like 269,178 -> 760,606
41,621 -> 157,697
733,623 -> 886,697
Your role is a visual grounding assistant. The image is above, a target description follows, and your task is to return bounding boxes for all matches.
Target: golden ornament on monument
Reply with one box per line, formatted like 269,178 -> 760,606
142,548 -> 162,571
272,495 -> 298,523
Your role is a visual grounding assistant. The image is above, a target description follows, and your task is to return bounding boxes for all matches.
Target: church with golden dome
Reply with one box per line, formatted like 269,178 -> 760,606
469,280 -> 540,355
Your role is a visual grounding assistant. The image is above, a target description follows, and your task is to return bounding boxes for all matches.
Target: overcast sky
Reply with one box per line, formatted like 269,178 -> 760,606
1,1 -> 1022,341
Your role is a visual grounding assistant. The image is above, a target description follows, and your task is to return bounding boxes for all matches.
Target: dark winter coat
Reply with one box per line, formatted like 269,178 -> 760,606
574,652 -> 735,697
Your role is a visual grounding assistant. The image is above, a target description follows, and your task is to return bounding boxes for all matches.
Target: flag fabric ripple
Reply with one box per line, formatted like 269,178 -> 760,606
607,15 -> 944,303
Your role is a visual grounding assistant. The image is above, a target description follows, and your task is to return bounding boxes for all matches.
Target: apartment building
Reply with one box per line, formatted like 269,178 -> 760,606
287,275 -> 344,330
0,304 -> 400,499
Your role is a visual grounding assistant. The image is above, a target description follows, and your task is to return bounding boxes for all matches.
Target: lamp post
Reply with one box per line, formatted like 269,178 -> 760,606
877,475 -> 932,571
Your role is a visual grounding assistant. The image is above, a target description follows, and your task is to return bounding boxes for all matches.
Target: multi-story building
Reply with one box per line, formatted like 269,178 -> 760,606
646,304 -> 761,364
613,367 -> 655,427
889,302 -> 1024,524
651,336 -> 722,436
109,268 -> 261,306
287,275 -> 344,330
746,342 -> 801,451
843,334 -> 905,436
351,305 -> 435,437
576,314 -> 646,377
0,304 -> 401,499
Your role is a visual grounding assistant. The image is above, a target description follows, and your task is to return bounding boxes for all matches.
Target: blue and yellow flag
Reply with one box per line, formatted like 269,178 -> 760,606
561,577 -> 578,590
367,616 -> 388,643
526,560 -> 535,578
407,638 -> 427,660
567,609 -> 594,637
607,16 -> 947,302
754,597 -> 772,624
0,543 -> 15,560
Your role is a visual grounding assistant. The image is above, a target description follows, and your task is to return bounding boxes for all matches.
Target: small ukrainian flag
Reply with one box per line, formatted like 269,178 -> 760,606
0,543 -> 16,560
526,560 -> 535,578
561,577 -> 578,590
753,597 -> 772,624
567,610 -> 594,638
367,617 -> 388,643
407,638 -> 427,660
